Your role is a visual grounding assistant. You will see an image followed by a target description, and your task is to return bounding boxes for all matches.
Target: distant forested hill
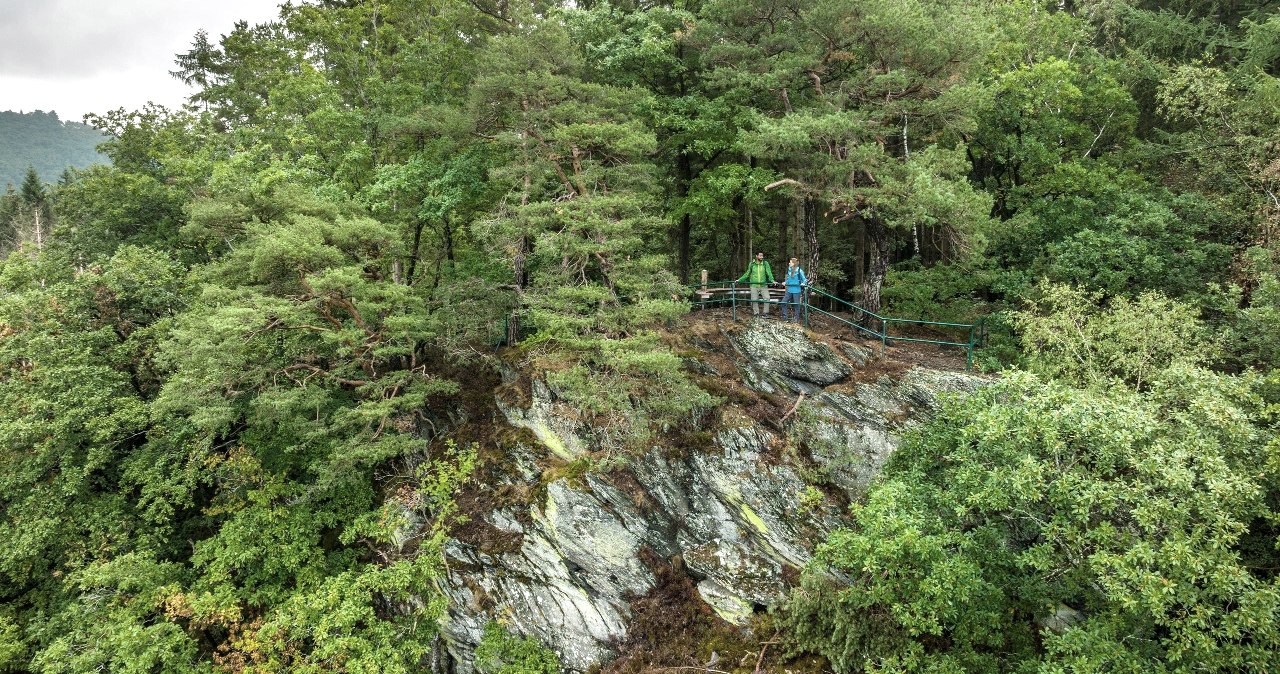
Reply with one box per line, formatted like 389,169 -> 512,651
0,110 -> 108,188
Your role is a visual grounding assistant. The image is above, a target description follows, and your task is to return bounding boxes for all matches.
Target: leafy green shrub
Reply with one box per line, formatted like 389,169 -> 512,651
475,622 -> 561,674
786,369 -> 1280,673
1207,247 -> 1280,371
544,333 -> 720,450
1015,281 -> 1218,389
986,163 -> 1232,301
882,260 -> 997,324
0,614 -> 26,673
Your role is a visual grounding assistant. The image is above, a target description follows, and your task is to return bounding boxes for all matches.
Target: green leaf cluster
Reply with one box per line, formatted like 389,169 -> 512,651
791,284 -> 1280,671
475,622 -> 562,674
790,363 -> 1280,672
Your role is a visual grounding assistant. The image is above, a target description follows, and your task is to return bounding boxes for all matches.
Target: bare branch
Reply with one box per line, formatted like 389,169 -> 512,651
282,364 -> 369,388
780,392 -> 806,424
1082,110 -> 1116,159
764,178 -> 804,191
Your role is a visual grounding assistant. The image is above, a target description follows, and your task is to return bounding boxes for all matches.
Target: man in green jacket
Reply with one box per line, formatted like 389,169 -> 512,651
737,251 -> 776,317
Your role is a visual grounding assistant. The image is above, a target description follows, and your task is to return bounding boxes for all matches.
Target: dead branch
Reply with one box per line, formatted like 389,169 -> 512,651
245,317 -> 285,338
753,637 -> 781,674
807,70 -> 825,96
833,209 -> 859,224
780,392 -> 806,424
764,178 -> 804,191
1082,110 -> 1116,159
753,643 -> 769,674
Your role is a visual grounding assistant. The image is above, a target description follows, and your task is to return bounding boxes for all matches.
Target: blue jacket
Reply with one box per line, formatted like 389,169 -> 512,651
784,266 -> 807,292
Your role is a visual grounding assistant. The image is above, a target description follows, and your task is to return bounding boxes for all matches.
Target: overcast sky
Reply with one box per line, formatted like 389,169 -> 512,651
0,0 -> 285,123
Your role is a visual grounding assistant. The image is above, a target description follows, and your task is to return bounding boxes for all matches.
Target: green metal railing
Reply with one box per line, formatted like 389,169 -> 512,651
687,279 -> 809,323
687,279 -> 984,369
489,278 -> 986,369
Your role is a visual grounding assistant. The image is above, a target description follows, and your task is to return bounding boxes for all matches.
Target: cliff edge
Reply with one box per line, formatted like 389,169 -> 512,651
425,315 -> 985,673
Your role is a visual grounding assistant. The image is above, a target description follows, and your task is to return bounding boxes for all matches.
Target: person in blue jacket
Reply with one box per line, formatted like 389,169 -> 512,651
781,257 -> 807,323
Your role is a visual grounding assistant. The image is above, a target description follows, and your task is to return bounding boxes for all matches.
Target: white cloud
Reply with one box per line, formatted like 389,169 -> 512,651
0,0 -> 284,121
0,70 -> 192,123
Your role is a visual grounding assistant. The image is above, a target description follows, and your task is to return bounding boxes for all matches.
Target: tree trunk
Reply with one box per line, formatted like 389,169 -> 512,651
793,200 -> 802,261
406,220 -> 425,285
744,157 -> 757,270
730,225 -> 741,280
862,217 -> 889,317
730,193 -> 747,278
676,152 -> 692,284
677,214 -> 692,285
802,196 -> 819,285
510,150 -> 532,346
777,206 -> 789,261
441,213 -> 455,274
854,218 -> 866,296
508,234 -> 527,346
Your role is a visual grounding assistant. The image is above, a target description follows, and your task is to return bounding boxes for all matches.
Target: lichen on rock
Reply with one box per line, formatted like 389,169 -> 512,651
726,320 -> 853,393
431,316 -> 988,673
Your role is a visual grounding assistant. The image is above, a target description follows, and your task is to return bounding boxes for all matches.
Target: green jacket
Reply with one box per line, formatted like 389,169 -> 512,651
737,260 -> 775,285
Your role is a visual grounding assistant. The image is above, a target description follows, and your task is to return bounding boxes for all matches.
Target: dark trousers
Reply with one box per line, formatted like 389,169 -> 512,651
780,290 -> 804,321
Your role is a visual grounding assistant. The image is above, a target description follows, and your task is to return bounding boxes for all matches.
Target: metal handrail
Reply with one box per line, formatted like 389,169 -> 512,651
806,286 -> 886,322
685,278 -> 984,369
807,304 -> 881,339
880,317 -> 976,329
491,279 -> 985,369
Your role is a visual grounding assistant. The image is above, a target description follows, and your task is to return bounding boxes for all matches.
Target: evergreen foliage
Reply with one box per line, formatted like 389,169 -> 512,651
2,0 -> 1280,670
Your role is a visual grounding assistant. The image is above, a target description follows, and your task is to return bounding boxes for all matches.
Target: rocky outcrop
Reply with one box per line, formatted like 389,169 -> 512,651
726,319 -> 852,392
796,367 -> 985,494
432,319 -> 986,673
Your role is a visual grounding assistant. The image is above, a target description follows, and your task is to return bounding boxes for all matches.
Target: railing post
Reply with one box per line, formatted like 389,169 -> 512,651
803,287 -> 810,327
966,323 -> 975,371
881,318 -> 889,355
731,281 -> 737,322
698,269 -> 708,310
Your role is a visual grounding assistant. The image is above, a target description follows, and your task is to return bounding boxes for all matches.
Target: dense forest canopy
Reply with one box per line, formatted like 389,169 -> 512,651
1,0 -> 1279,672
0,110 -> 108,188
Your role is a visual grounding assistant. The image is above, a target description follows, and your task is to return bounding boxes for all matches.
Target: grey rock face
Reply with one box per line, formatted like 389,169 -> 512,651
438,422 -> 843,672
727,320 -> 852,392
798,369 -> 984,494
497,379 -> 590,460
433,321 -> 987,673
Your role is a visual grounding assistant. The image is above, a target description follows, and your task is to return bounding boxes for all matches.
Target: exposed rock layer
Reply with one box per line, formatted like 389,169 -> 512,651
431,318 -> 985,672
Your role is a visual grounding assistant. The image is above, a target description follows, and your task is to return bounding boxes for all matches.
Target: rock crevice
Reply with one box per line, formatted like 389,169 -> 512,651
433,320 -> 985,672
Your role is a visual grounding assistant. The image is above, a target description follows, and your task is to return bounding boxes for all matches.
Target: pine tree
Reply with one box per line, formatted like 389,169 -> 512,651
7,167 -> 53,252
0,184 -> 18,253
